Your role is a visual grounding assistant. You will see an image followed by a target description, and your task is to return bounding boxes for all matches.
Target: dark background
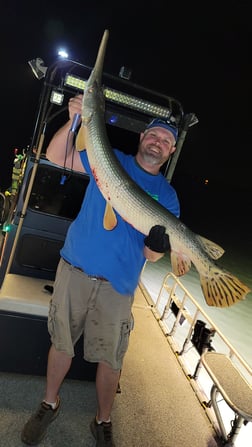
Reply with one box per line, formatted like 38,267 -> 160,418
0,0 -> 251,253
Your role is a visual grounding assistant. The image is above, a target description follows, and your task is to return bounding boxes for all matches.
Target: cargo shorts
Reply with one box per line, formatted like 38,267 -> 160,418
48,257 -> 134,371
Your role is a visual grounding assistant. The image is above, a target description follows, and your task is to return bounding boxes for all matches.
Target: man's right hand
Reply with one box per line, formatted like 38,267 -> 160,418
68,94 -> 83,122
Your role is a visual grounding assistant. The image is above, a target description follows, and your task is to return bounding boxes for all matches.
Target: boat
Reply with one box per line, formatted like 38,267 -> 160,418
0,56 -> 251,447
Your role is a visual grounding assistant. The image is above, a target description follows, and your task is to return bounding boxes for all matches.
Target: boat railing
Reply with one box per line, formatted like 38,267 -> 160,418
139,271 -> 252,446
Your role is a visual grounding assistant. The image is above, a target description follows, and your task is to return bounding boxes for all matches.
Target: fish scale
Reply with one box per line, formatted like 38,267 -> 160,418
76,29 -> 250,308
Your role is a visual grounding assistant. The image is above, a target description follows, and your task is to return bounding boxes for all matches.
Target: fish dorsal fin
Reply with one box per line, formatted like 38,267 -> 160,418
170,250 -> 192,277
103,202 -> 117,230
197,235 -> 225,260
75,125 -> 87,151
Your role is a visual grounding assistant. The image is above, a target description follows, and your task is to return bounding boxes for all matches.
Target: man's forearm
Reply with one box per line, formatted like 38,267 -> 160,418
46,120 -> 74,167
144,246 -> 165,262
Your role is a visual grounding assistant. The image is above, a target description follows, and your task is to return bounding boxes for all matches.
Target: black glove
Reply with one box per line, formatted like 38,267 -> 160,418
144,225 -> 170,253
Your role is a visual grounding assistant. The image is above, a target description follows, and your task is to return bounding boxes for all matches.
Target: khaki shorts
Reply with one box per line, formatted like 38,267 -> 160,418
48,258 -> 134,370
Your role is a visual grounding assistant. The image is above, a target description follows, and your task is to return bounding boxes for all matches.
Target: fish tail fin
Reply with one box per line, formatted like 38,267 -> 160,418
200,265 -> 251,307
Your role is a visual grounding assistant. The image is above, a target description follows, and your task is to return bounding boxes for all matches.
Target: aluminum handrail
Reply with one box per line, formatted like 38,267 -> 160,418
139,272 -> 252,445
152,271 -> 252,377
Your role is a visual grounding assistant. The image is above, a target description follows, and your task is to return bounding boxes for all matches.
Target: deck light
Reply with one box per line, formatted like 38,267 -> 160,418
119,66 -> 132,80
50,90 -> 64,105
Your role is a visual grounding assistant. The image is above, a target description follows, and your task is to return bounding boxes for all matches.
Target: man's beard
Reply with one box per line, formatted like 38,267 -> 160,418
142,146 -> 164,165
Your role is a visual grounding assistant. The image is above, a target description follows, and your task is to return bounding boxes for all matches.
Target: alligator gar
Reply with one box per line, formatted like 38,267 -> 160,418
76,29 -> 250,307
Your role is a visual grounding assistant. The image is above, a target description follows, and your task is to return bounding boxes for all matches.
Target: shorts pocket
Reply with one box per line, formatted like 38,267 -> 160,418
116,319 -> 132,361
47,300 -> 57,337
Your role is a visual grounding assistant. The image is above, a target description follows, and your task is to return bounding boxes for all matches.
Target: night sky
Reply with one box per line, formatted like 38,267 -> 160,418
0,1 -> 251,249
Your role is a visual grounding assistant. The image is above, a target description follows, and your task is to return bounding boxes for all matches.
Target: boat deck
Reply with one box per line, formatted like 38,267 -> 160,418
0,277 -> 221,447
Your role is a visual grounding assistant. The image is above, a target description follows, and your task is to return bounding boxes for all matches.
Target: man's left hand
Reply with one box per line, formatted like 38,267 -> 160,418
144,225 -> 170,253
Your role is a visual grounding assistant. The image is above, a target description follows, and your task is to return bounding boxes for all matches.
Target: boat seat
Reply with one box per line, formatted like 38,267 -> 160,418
201,351 -> 252,445
0,273 -> 52,317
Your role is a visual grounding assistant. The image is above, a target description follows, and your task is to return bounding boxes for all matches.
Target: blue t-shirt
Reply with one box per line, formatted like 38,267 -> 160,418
61,149 -> 180,295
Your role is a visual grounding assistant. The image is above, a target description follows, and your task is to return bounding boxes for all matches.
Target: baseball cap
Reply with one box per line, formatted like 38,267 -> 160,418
146,118 -> 178,142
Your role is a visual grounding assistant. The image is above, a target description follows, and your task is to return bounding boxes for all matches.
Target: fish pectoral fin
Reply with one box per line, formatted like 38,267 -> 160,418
200,266 -> 251,307
170,250 -> 191,276
103,202 -> 117,230
198,235 -> 225,260
75,125 -> 87,151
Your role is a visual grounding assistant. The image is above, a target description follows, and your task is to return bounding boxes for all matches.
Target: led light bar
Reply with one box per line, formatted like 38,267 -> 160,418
103,87 -> 171,117
64,74 -> 172,118
65,74 -> 86,90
